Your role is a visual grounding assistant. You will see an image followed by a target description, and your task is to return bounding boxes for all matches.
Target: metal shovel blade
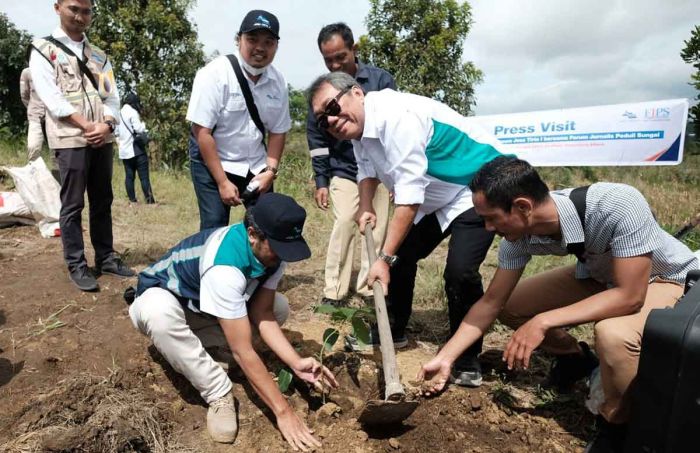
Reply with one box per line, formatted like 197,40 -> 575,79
357,399 -> 420,425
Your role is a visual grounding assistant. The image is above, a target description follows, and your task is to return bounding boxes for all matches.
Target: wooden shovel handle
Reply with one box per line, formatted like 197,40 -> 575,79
364,225 -> 405,401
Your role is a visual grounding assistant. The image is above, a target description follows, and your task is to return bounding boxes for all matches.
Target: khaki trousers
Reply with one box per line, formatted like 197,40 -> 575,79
27,120 -> 44,161
324,176 -> 390,299
499,265 -> 683,423
129,287 -> 289,404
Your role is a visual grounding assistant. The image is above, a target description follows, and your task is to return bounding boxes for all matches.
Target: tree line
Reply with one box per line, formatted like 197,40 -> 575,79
1,2 -> 698,168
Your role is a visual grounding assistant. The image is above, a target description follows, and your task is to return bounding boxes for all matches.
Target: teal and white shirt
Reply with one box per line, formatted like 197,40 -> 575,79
136,223 -> 286,319
352,89 -> 505,231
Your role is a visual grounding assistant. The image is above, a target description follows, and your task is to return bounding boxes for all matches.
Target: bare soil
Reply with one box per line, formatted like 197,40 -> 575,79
0,225 -> 594,452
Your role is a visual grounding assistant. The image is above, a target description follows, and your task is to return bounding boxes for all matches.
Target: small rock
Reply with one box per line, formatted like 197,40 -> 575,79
388,438 -> 400,449
171,400 -> 184,414
356,430 -> 368,442
317,402 -> 341,418
499,424 -> 515,433
469,394 -> 482,411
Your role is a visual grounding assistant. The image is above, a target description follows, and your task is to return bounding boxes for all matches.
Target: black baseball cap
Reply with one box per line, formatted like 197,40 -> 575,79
239,10 -> 280,39
250,193 -> 310,262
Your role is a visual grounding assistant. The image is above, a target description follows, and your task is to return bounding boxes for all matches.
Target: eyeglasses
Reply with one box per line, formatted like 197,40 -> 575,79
316,85 -> 353,129
65,5 -> 94,16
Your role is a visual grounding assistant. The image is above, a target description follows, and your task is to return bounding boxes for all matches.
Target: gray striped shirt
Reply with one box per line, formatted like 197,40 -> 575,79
498,182 -> 698,285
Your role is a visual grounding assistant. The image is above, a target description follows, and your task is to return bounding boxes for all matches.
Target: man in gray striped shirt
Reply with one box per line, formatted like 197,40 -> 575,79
417,156 -> 698,452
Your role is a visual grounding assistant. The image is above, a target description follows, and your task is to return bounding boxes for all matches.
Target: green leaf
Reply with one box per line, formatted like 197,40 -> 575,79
277,368 -> 293,393
331,307 -> 357,322
352,317 -> 371,346
322,328 -> 340,352
313,304 -> 339,315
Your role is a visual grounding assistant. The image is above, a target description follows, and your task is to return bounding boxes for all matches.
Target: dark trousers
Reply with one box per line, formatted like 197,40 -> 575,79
388,207 -> 495,369
55,144 -> 115,271
123,153 -> 155,203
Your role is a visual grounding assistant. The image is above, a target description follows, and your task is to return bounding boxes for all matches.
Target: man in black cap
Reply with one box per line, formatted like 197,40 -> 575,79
187,9 -> 292,231
128,193 -> 338,449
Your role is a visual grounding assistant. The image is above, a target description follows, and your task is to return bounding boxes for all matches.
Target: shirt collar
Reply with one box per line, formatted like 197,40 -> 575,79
360,91 -> 380,140
550,192 -> 585,247
52,27 -> 87,45
355,61 -> 369,81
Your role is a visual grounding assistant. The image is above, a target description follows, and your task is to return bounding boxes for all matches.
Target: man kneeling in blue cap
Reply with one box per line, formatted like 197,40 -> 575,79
128,193 -> 337,450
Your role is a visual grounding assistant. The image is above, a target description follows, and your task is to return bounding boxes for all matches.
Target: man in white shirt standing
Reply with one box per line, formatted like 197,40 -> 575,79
29,0 -> 134,292
187,10 -> 291,231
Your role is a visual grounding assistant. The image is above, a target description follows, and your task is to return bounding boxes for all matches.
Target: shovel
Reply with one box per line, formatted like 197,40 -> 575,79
356,225 -> 419,425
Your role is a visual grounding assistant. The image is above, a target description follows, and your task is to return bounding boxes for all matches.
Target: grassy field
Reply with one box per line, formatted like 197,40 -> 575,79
1,134 -> 698,339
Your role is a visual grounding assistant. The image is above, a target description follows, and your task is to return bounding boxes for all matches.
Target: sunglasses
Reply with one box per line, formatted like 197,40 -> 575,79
316,85 -> 353,129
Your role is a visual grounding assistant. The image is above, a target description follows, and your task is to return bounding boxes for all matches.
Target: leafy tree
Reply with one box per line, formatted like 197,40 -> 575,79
90,0 -> 205,168
288,84 -> 307,130
357,0 -> 483,115
0,13 -> 33,135
681,25 -> 700,138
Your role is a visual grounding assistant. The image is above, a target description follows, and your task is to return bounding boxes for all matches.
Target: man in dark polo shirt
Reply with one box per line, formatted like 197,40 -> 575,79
306,22 -> 396,306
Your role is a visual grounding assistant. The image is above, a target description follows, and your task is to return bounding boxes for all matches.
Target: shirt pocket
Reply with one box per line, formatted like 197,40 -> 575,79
219,97 -> 249,132
57,61 -> 82,93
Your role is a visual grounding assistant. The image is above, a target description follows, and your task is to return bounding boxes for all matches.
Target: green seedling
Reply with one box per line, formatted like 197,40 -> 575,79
312,304 -> 374,403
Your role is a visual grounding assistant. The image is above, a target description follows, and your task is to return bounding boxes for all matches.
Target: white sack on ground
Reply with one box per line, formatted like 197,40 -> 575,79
2,157 -> 61,238
0,192 -> 35,227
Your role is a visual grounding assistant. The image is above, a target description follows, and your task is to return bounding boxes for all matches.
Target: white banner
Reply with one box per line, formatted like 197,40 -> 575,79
470,99 -> 688,166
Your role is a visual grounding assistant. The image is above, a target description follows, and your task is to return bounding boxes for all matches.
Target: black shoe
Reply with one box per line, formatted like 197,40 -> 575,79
344,325 -> 408,352
321,297 -> 346,307
69,266 -> 99,292
549,341 -> 599,392
585,416 -> 627,453
97,255 -> 136,278
451,355 -> 483,387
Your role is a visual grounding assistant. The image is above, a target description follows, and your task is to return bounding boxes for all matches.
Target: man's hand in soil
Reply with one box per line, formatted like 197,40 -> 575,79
292,357 -> 338,393
503,315 -> 547,370
276,406 -> 321,452
416,357 -> 452,396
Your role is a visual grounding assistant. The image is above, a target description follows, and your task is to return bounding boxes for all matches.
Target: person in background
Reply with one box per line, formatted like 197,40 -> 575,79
19,65 -> 47,162
118,92 -> 155,204
187,10 -> 290,230
29,0 -> 134,292
306,22 -> 395,307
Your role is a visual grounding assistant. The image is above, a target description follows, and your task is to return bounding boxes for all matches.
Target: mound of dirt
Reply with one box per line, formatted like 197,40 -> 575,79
1,371 -> 181,453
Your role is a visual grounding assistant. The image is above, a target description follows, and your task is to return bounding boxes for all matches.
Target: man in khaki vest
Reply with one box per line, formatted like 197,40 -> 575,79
29,0 -> 134,291
19,67 -> 46,161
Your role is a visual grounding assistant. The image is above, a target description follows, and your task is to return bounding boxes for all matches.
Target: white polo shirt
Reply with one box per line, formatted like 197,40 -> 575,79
186,54 -> 291,177
352,89 -> 505,231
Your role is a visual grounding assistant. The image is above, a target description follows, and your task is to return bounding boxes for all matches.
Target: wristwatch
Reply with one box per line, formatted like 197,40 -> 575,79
105,120 -> 116,133
263,165 -> 279,179
378,250 -> 398,267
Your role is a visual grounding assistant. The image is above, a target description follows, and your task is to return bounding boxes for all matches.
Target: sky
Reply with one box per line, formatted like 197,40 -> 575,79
3,0 -> 698,115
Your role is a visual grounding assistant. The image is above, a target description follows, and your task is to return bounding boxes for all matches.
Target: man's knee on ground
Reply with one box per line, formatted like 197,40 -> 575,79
273,293 -> 289,326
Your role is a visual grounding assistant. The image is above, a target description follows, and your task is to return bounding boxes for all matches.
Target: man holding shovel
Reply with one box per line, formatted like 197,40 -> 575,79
308,72 -> 507,387
128,193 -> 337,450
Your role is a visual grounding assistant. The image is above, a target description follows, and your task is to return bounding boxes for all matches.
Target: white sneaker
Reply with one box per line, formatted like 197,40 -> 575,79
207,391 -> 237,443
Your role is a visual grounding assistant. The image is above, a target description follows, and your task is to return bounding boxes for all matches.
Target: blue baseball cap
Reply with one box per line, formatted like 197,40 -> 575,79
239,10 -> 280,39
249,193 -> 310,262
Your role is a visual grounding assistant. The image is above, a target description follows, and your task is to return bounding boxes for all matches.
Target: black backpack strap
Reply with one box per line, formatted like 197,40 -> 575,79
120,110 -> 135,137
567,186 -> 589,262
44,36 -> 99,92
225,54 -> 266,148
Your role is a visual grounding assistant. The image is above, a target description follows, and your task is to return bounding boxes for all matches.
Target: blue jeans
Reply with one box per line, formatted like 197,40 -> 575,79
189,133 -> 269,231
122,153 -> 155,203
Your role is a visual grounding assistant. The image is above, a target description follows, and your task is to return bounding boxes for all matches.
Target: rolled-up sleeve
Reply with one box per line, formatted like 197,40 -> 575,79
498,240 -> 532,270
